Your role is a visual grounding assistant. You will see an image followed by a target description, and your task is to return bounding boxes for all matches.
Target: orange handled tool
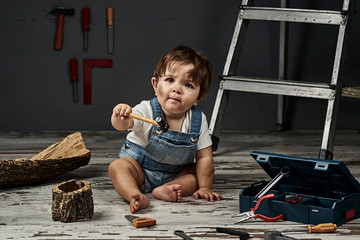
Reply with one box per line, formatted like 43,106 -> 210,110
125,215 -> 156,228
129,113 -> 160,127
107,7 -> 114,54
284,223 -> 337,234
129,113 -> 169,132
308,223 -> 337,233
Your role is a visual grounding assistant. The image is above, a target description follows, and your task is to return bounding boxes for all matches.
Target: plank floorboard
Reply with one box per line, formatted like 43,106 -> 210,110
1,130 -> 359,239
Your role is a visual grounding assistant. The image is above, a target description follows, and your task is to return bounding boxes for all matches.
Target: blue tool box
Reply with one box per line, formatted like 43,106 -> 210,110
239,151 -> 360,226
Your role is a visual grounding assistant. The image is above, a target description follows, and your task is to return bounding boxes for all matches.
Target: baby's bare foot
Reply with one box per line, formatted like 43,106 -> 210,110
152,184 -> 182,202
129,192 -> 150,213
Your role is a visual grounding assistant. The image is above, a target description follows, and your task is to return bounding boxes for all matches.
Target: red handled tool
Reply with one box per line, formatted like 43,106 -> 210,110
69,58 -> 79,103
49,7 -> 74,50
83,59 -> 112,104
82,7 -> 90,52
233,194 -> 284,223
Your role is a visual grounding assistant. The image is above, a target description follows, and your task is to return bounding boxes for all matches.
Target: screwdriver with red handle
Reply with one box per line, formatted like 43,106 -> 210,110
82,7 -> 90,52
69,58 -> 79,103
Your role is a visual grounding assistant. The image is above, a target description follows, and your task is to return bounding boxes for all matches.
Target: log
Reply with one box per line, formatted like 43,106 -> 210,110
0,132 -> 91,187
52,179 -> 94,222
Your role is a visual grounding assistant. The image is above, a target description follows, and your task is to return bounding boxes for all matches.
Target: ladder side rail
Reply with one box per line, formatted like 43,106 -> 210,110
277,0 -> 289,131
209,0 -> 251,151
320,0 -> 352,159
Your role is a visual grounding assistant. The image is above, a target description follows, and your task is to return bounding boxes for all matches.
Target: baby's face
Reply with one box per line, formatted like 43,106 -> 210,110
151,63 -> 200,118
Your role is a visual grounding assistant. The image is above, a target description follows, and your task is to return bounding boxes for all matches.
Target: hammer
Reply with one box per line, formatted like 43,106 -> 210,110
49,7 -> 74,50
129,113 -> 169,132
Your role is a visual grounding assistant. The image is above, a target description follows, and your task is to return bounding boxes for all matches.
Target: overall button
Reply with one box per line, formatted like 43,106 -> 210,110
125,143 -> 130,150
190,137 -> 198,142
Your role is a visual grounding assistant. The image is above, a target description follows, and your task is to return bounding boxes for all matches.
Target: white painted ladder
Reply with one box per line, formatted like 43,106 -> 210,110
209,0 -> 353,159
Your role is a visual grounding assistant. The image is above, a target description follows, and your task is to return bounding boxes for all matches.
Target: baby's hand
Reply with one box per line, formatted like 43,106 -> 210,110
113,104 -> 132,120
193,187 -> 224,202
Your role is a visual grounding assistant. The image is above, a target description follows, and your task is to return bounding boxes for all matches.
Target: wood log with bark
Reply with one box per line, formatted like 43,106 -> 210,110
0,132 -> 91,187
52,179 -> 94,222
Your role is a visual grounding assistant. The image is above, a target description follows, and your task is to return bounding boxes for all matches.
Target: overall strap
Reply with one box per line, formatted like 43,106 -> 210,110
189,106 -> 202,135
150,97 -> 163,120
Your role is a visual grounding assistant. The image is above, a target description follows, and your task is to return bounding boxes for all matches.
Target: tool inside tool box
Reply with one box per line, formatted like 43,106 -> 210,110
239,151 -> 360,226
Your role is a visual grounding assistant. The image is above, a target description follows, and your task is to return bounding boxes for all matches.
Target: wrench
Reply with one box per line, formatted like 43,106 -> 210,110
174,230 -> 193,240
255,166 -> 290,198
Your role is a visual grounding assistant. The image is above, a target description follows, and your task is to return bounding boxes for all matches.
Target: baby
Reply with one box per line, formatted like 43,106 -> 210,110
109,45 -> 223,213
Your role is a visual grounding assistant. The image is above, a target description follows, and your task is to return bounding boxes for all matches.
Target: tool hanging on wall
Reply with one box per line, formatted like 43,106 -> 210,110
107,7 -> 114,54
49,7 -> 74,50
69,58 -> 79,103
83,59 -> 112,104
82,7 -> 90,52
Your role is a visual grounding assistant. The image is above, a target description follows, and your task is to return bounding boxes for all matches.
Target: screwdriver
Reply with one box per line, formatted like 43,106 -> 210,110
284,223 -> 337,233
69,58 -> 79,103
82,7 -> 90,52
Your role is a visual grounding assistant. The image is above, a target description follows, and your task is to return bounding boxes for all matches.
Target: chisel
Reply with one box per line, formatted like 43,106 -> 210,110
82,7 -> 90,52
107,7 -> 114,54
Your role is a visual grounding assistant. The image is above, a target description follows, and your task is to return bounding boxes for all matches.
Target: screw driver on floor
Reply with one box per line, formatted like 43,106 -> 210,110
233,194 -> 284,223
284,223 -> 337,233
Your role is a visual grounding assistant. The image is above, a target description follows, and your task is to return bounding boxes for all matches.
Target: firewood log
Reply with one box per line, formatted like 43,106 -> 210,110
0,132 -> 91,187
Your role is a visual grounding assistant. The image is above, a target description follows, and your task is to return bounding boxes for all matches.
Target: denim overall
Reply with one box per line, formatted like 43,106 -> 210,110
118,97 -> 201,193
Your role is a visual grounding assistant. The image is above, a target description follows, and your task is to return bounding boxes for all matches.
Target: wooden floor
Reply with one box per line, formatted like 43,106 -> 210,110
1,130 -> 360,239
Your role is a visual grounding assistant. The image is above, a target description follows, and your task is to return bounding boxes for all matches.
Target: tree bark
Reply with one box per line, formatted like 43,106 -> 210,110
0,132 -> 91,187
52,179 -> 94,222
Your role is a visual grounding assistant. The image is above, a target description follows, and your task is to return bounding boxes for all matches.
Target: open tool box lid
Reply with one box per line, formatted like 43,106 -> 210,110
239,151 -> 360,225
250,151 -> 360,195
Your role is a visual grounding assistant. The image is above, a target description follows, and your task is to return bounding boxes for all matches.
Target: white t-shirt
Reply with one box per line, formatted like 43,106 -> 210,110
127,100 -> 212,150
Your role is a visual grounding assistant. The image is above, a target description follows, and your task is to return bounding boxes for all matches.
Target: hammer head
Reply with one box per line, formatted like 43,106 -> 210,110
49,7 -> 75,16
155,117 -> 169,133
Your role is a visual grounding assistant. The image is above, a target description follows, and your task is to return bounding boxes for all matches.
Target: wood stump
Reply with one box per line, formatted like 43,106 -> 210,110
52,179 -> 94,222
0,132 -> 91,186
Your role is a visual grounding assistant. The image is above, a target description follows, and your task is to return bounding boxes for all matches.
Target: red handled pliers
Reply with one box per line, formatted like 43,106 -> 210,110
234,194 -> 284,223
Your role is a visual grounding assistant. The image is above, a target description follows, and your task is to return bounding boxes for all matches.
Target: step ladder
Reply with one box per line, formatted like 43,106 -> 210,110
209,0 -> 354,159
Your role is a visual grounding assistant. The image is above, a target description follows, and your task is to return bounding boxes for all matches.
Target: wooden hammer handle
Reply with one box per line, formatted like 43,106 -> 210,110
54,14 -> 64,50
129,113 -> 159,127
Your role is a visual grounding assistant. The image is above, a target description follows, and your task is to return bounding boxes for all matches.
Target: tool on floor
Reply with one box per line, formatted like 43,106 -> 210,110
129,113 -> 169,132
234,194 -> 284,223
49,7 -> 74,50
285,194 -> 302,204
174,230 -> 193,240
69,58 -> 79,103
124,215 -> 156,228
107,7 -> 114,54
208,0 -> 354,160
264,231 -> 299,240
255,166 -> 290,198
82,7 -> 90,52
83,59 -> 112,104
216,227 -> 250,240
284,223 -> 337,233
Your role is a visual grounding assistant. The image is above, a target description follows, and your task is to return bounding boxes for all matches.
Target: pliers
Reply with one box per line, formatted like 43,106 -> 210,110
234,194 -> 284,224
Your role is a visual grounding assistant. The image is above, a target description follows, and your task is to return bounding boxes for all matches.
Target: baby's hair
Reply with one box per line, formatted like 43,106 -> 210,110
153,45 -> 212,101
